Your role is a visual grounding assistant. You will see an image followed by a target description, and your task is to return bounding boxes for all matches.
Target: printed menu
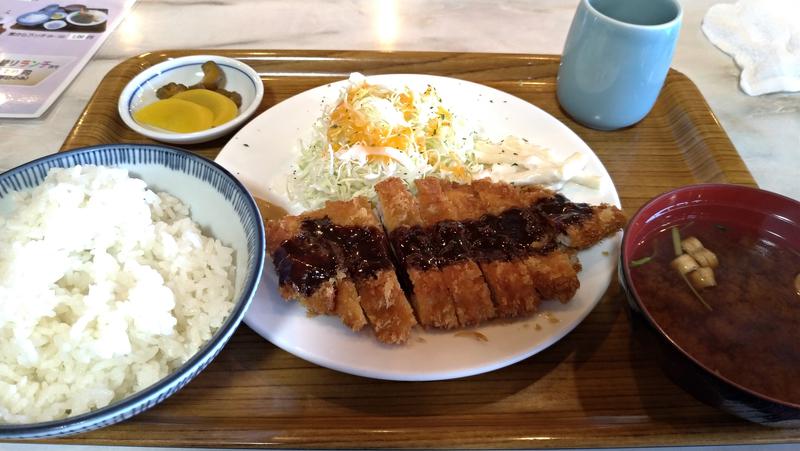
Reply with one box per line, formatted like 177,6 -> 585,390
0,0 -> 136,118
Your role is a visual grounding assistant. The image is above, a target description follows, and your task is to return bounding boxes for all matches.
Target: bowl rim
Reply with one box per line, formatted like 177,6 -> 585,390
117,55 -> 264,145
16,11 -> 51,26
0,144 -> 266,437
620,182 -> 800,409
64,9 -> 107,26
43,19 -> 67,29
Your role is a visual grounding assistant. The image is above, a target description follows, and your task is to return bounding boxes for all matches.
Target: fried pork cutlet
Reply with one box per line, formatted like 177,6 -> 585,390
266,197 -> 416,344
414,178 -> 496,326
265,215 -> 339,315
269,176 -> 625,344
470,179 -> 581,303
517,185 -> 626,250
320,197 -> 417,344
443,179 -> 540,317
290,206 -> 368,333
374,178 -> 460,329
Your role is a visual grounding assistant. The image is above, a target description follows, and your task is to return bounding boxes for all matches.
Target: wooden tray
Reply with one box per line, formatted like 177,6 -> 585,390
48,50 -> 799,449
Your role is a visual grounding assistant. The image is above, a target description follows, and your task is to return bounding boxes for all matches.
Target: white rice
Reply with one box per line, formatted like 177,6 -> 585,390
0,165 -> 235,424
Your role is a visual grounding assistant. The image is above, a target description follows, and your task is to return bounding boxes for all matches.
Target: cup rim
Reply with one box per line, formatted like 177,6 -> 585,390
582,0 -> 683,30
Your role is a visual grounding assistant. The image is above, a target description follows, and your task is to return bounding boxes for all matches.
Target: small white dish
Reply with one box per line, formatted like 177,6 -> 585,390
43,19 -> 66,30
118,55 -> 264,145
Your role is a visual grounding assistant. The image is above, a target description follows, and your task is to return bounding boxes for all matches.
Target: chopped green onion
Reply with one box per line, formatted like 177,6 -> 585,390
679,272 -> 713,311
671,227 -> 682,257
630,256 -> 653,267
714,223 -> 728,231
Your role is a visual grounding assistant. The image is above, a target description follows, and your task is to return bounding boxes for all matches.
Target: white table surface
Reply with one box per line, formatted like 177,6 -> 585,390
1,0 -> 798,449
1,0 -> 798,200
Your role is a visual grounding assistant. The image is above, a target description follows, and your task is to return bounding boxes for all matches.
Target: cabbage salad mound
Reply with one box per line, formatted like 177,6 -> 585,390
289,73 -> 601,210
289,73 -> 480,209
0,165 -> 235,424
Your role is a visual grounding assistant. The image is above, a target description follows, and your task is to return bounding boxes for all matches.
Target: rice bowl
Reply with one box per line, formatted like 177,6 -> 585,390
0,144 -> 264,438
1,165 -> 236,423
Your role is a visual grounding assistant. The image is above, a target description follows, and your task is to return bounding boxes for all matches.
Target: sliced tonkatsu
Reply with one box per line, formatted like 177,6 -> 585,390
266,177 -> 625,344
517,185 -> 626,250
374,177 -> 460,329
413,178 -> 496,326
450,179 -> 542,316
265,215 -> 341,315
265,197 -> 416,344
470,179 -> 582,303
318,197 -> 417,344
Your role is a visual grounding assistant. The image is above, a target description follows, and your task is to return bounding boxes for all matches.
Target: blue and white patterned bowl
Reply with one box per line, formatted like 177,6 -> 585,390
0,144 -> 265,438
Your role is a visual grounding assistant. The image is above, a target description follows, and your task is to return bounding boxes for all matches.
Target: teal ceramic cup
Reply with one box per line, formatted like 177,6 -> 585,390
557,0 -> 682,130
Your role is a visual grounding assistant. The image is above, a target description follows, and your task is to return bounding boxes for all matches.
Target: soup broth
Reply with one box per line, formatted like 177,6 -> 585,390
629,219 -> 800,404
72,11 -> 97,24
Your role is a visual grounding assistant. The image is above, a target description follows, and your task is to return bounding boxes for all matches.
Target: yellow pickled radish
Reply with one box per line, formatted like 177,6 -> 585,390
133,98 -> 214,133
173,89 -> 238,127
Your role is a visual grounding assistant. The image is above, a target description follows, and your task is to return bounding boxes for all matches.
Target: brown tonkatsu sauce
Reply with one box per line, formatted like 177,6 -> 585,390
273,233 -> 339,296
389,226 -> 437,269
391,203 -> 565,271
428,220 -> 472,265
274,218 -> 393,295
536,193 -> 593,229
273,195 -> 592,295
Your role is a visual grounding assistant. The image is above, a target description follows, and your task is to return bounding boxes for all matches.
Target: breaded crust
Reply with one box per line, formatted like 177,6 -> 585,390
524,251 -> 580,302
469,178 -> 524,215
459,179 -> 542,317
479,260 -> 539,317
334,278 -> 368,331
414,178 -> 452,223
265,215 -> 301,254
403,267 -> 455,328
355,270 -> 416,344
471,178 -> 581,303
415,178 -> 497,326
514,182 -> 626,249
266,216 -> 338,314
439,264 -> 495,326
563,205 -> 626,249
373,177 -> 423,230
375,178 -> 460,329
321,197 -> 417,343
434,180 -> 500,324
278,278 -> 338,314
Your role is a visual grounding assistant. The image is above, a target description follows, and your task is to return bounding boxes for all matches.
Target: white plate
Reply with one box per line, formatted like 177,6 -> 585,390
215,74 -> 622,381
65,9 -> 106,26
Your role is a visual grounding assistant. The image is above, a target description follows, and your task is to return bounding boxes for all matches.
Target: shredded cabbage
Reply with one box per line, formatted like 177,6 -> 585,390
287,74 -> 600,209
288,74 -> 483,209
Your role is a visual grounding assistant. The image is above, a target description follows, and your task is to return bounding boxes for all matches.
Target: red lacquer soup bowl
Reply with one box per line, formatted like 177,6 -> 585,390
619,184 -> 800,427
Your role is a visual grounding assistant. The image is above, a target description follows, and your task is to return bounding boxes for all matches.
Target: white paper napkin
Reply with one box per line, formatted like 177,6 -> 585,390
702,0 -> 800,96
